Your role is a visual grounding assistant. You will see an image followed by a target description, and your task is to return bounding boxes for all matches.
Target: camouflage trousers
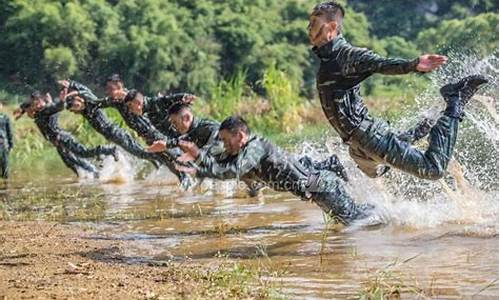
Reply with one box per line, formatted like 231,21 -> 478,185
348,115 -> 458,180
102,126 -> 189,182
0,145 -> 9,179
304,170 -> 371,224
57,132 -> 115,159
56,146 -> 99,178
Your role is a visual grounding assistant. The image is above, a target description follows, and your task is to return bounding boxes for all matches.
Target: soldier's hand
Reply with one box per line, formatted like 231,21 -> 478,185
417,54 -> 448,72
182,94 -> 196,104
177,152 -> 195,163
57,80 -> 70,88
13,108 -> 24,120
178,140 -> 200,159
146,140 -> 167,153
113,90 -> 128,102
45,93 -> 53,104
175,164 -> 197,175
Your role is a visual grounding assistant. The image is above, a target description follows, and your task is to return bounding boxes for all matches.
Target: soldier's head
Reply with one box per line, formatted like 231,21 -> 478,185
219,116 -> 250,155
308,1 -> 344,47
23,91 -> 47,118
66,95 -> 86,113
105,73 -> 126,101
124,89 -> 144,115
168,103 -> 193,135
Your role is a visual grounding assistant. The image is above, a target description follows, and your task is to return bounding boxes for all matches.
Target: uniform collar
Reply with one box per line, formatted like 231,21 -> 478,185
312,35 -> 345,59
142,96 -> 152,113
186,117 -> 200,135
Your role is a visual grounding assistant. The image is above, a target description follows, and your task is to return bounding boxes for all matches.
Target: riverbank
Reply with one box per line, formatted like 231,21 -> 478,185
0,221 -> 281,300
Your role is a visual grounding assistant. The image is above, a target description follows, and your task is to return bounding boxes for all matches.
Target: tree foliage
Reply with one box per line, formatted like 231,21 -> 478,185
0,0 -> 497,98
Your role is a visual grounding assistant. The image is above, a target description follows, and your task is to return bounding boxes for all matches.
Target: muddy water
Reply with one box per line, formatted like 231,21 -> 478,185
3,53 -> 498,299
4,168 -> 498,299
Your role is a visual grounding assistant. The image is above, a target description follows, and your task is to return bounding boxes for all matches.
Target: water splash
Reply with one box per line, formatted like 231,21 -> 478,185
98,150 -> 138,184
294,51 -> 499,234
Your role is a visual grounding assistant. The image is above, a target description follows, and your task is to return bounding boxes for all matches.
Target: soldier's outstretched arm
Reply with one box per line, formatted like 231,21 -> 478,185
67,80 -> 99,102
153,93 -> 195,111
339,46 -> 420,76
42,99 -> 65,115
196,148 -> 260,180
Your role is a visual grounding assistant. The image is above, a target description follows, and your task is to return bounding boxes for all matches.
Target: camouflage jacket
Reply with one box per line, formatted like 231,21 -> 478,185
196,135 -> 310,197
0,113 -> 13,150
313,35 -> 419,142
99,95 -> 170,145
143,93 -> 189,139
68,81 -> 120,133
180,117 -> 220,149
33,100 -> 66,143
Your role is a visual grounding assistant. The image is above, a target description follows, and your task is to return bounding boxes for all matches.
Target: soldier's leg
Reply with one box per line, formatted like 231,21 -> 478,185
153,150 -> 195,190
104,128 -> 159,163
299,155 -> 349,181
58,133 -> 116,160
56,147 -> 99,178
356,75 -> 488,180
353,115 -> 457,180
348,144 -> 389,178
397,118 -> 433,144
307,171 -> 373,224
0,147 -> 8,179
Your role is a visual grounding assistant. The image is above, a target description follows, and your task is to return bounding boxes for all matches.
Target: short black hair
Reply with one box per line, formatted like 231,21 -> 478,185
168,103 -> 191,116
30,91 -> 43,100
105,73 -> 123,84
311,1 -> 345,33
123,89 -> 142,103
220,116 -> 250,135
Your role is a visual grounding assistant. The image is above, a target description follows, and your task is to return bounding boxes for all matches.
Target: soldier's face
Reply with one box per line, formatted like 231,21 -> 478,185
106,81 -> 125,100
170,111 -> 192,134
127,97 -> 143,115
308,15 -> 337,46
69,97 -> 85,112
30,98 -> 45,112
219,129 -> 246,155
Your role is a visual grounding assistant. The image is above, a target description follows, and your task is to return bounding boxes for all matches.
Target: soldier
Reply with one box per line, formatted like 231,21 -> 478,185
175,116 -> 373,225
14,91 -> 117,178
308,2 -> 488,179
57,79 -> 162,168
0,103 -> 13,178
84,74 -> 195,188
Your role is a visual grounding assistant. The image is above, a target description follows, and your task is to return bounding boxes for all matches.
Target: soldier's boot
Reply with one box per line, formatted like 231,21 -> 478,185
316,154 -> 349,182
399,118 -> 434,144
440,75 -> 489,120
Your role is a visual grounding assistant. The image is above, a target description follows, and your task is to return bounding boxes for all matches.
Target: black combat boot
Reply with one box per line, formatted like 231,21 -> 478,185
440,75 -> 488,120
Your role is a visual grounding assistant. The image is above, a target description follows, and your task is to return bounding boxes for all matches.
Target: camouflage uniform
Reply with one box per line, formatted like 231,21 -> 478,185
314,35 -> 458,179
196,135 -> 370,224
99,93 -> 190,182
67,81 -> 166,167
0,113 -> 13,178
31,101 -> 104,177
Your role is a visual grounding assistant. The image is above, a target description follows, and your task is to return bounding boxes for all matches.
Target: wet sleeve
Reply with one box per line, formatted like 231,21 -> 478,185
196,144 -> 262,180
68,81 -> 99,102
154,93 -> 190,111
339,46 -> 419,76
42,100 -> 65,115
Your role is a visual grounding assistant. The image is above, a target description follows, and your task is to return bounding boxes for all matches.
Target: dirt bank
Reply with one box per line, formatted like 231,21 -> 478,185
0,221 -> 276,300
